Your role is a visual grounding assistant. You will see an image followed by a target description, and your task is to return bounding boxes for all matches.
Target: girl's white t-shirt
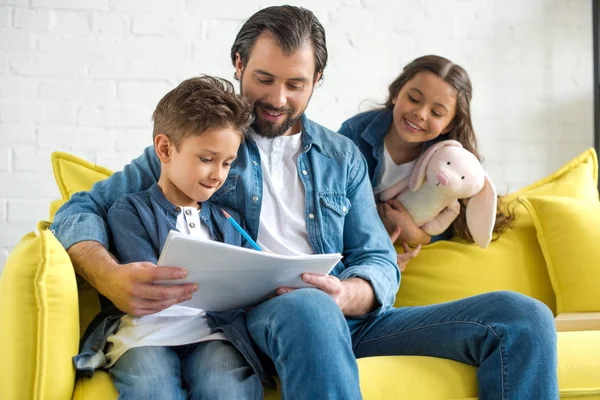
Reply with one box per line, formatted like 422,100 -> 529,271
104,206 -> 227,368
373,142 -> 417,196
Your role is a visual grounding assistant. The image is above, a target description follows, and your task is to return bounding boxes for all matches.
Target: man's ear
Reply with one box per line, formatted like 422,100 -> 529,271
313,71 -> 323,86
154,133 -> 172,163
234,52 -> 244,81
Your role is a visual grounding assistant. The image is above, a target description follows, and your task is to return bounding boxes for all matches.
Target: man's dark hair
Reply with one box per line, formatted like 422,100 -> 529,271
230,5 -> 327,81
152,75 -> 253,149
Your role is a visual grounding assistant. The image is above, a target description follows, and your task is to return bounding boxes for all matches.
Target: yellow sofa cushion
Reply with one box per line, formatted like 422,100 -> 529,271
520,196 -> 600,313
51,151 -> 113,203
395,148 -> 599,313
0,221 -> 80,400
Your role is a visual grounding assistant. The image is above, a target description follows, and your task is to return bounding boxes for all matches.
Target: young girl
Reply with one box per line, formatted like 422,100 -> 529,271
339,55 -> 512,268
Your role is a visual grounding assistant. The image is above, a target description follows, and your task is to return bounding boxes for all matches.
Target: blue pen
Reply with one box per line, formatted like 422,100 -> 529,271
221,209 -> 262,251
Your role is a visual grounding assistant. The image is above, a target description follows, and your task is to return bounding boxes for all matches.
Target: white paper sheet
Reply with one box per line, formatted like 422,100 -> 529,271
156,230 -> 342,311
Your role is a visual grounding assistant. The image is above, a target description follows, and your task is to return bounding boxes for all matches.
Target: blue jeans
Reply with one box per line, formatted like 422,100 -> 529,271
109,340 -> 263,399
247,289 -> 559,400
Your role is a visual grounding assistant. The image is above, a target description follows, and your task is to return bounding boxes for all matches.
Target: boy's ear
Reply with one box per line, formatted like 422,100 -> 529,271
234,53 -> 244,80
154,134 -> 172,163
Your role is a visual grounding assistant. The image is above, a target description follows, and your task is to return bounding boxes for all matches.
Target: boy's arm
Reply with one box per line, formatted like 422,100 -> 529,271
50,146 -> 194,316
104,202 -> 197,315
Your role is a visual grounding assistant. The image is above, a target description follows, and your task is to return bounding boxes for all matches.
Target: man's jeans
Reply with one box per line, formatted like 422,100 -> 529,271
109,340 -> 262,399
247,289 -> 559,400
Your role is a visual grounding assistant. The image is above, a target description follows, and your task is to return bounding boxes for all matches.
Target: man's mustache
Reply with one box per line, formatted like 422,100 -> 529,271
255,101 -> 293,114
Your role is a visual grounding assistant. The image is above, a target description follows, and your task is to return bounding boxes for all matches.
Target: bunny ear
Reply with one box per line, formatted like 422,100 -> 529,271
409,140 -> 463,191
466,174 -> 497,248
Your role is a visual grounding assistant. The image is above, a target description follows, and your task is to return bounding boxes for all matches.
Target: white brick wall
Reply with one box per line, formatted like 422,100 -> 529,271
0,0 -> 594,271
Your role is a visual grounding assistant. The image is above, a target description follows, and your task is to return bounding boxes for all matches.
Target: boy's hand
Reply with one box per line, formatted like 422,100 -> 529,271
105,262 -> 198,316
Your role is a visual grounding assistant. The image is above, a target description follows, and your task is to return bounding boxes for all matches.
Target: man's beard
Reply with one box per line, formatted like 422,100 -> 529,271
251,101 -> 301,138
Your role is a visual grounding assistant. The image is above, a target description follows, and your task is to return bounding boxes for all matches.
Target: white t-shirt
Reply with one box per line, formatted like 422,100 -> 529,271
373,142 -> 417,196
251,130 -> 314,256
104,206 -> 227,367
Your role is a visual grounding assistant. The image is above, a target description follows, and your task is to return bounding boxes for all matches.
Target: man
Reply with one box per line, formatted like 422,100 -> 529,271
52,5 -> 558,399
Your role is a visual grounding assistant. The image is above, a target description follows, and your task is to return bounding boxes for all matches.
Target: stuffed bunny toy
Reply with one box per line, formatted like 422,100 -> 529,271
379,140 -> 497,248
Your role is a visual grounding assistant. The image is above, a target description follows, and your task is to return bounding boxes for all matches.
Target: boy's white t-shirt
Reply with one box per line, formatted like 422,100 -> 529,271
373,142 -> 417,196
104,206 -> 227,368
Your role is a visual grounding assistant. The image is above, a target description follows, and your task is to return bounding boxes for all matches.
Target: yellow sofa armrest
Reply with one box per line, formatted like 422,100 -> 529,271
0,221 -> 80,400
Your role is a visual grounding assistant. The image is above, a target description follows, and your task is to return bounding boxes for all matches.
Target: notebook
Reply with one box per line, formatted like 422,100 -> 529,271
156,230 -> 342,311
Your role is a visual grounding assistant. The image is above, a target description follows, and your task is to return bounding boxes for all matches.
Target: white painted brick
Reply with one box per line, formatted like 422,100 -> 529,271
7,199 -> 50,223
31,0 -> 109,11
39,80 -> 115,103
0,222 -> 39,250
41,103 -> 78,126
0,124 -> 36,146
111,0 -> 186,17
79,105 -> 151,128
92,12 -> 129,35
12,147 -> 53,172
116,37 -> 190,59
0,148 -> 10,171
50,11 -> 90,34
87,58 -> 128,79
0,28 -> 36,52
0,102 -> 44,124
117,81 -> 172,105
38,126 -> 114,151
0,199 -> 6,221
0,77 -> 37,101
96,151 -> 140,172
132,14 -> 199,36
115,128 -> 151,152
186,1 -> 261,20
0,172 -> 60,197
10,54 -> 87,77
14,7 -> 53,30
0,7 -> 11,28
37,34 -> 117,56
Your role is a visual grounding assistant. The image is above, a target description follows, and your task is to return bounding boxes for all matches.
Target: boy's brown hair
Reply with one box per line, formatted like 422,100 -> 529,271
152,75 -> 253,149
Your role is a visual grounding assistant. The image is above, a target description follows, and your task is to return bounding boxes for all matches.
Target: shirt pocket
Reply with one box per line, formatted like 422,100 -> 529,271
211,176 -> 238,205
318,192 -> 351,249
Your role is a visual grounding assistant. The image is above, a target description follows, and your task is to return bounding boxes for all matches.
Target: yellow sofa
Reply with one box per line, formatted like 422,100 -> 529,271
1,149 -> 599,400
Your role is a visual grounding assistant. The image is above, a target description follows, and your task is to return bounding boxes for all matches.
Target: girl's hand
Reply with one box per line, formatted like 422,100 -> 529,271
377,199 -> 432,245
389,227 -> 422,272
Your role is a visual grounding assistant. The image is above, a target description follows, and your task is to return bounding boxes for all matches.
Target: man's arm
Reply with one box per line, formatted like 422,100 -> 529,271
51,146 -> 195,315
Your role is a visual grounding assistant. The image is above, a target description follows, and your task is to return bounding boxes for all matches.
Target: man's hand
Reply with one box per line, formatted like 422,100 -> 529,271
389,226 -> 422,272
105,262 -> 198,316
276,275 -> 377,317
377,199 -> 431,245
68,241 -> 198,317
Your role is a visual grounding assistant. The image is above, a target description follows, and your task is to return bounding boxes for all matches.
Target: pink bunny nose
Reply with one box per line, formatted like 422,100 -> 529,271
436,172 -> 449,186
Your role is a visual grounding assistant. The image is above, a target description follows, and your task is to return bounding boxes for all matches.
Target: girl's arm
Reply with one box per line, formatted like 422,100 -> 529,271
377,199 -> 432,246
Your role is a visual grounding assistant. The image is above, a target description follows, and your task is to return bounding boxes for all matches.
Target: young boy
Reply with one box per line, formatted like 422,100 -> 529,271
73,76 -> 266,399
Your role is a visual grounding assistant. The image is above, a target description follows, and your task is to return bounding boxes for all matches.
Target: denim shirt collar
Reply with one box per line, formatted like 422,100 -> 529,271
147,182 -> 210,221
360,109 -> 393,151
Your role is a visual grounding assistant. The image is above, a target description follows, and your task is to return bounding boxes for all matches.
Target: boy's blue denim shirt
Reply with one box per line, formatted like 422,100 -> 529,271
338,109 -> 452,242
73,183 -> 273,384
51,113 -> 400,317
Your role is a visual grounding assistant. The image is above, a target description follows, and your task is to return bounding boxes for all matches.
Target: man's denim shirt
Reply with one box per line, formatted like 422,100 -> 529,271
72,183 -> 273,384
338,109 -> 452,242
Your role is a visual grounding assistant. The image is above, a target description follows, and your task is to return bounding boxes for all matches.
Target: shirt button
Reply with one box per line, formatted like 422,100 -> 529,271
175,207 -> 181,212
253,161 -> 258,166
308,213 -> 315,219
342,206 -> 347,212
302,170 -> 307,175
185,209 -> 192,215
189,222 -> 195,228
252,196 -> 259,202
